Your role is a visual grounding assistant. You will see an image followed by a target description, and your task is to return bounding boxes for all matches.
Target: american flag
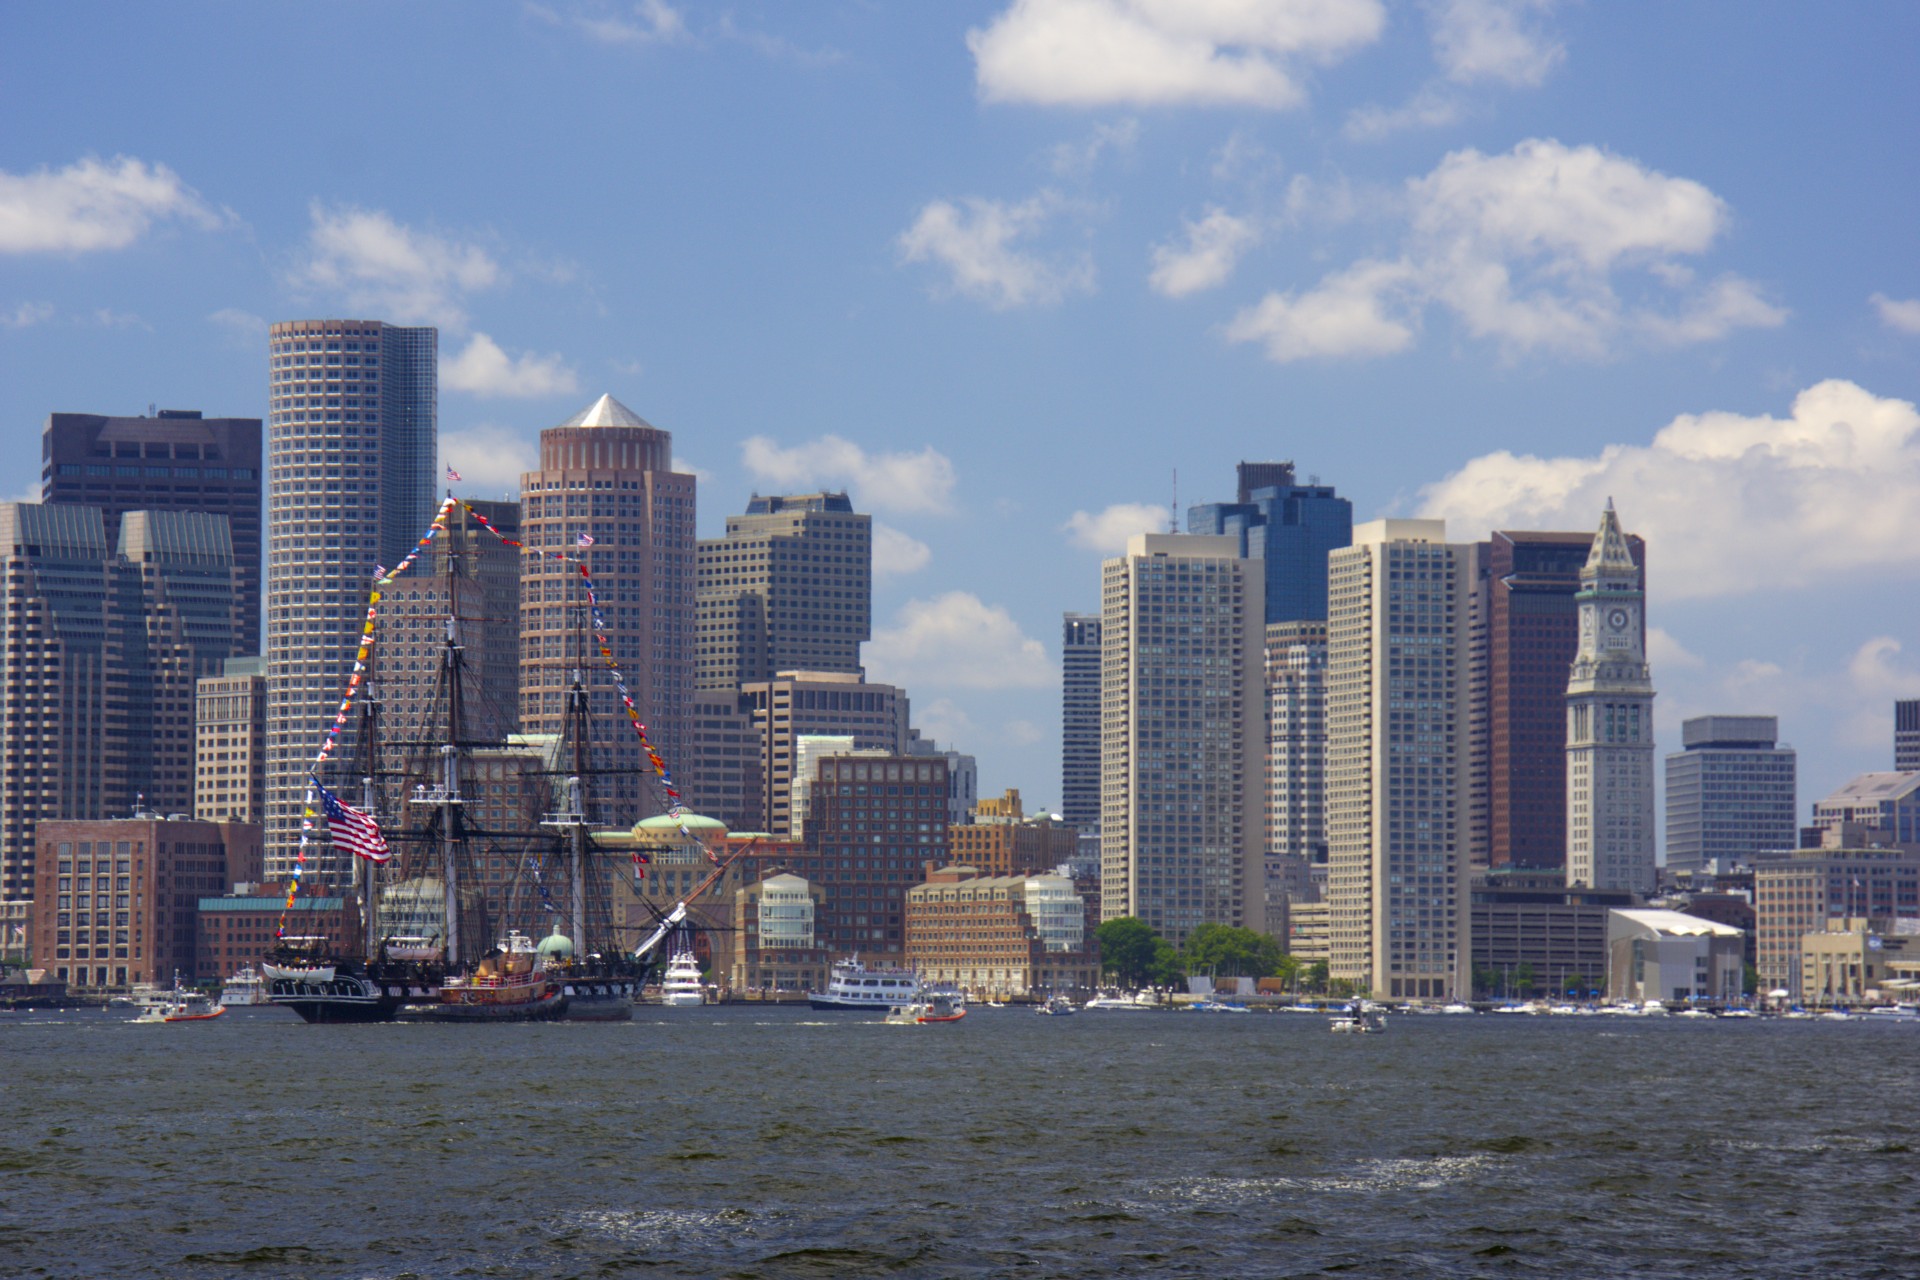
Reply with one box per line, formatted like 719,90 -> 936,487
446,465 -> 463,482
577,532 -> 595,546
314,781 -> 391,863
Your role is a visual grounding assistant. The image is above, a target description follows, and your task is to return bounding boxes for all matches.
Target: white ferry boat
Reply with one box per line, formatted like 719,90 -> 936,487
659,949 -> 705,1007
218,965 -> 269,1007
808,957 -> 920,1010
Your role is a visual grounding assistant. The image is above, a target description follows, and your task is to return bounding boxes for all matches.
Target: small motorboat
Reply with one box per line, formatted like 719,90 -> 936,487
1329,1007 -> 1384,1033
1035,995 -> 1077,1016
133,977 -> 226,1023
882,993 -> 967,1024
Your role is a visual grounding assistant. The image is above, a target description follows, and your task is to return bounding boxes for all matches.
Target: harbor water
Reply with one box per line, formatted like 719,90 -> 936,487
4,1006 -> 1917,1278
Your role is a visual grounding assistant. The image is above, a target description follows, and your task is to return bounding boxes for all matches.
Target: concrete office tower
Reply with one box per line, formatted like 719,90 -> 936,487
1100,534 -> 1266,946
1187,460 -> 1352,624
1061,612 -> 1102,835
1897,700 -> 1920,772
197,657 -> 266,822
694,492 -> 870,691
683,691 -> 765,833
0,505 -> 241,933
738,670 -> 910,838
1325,520 -> 1472,1001
264,319 -> 437,885
380,499 -> 522,747
520,395 -> 695,826
43,409 -> 262,655
1565,503 -> 1657,896
1468,530 -> 1645,871
1665,716 -> 1797,875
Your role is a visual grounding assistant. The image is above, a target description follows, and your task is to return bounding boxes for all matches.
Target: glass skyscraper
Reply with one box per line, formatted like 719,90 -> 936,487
1186,460 -> 1352,624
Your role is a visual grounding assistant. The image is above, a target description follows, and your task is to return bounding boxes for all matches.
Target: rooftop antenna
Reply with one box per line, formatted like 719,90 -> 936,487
1169,468 -> 1178,534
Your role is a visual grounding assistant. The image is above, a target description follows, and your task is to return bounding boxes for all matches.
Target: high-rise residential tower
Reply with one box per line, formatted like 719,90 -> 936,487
1665,715 -> 1796,875
42,409 -> 262,654
264,319 -> 437,885
1325,519 -> 1472,1001
1100,533 -> 1265,946
1187,460 -> 1352,624
1565,503 -> 1657,896
1060,612 -> 1102,834
520,395 -> 694,825
694,492 -> 870,691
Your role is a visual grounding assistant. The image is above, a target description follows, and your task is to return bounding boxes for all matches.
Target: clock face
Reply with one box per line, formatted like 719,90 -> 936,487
1606,607 -> 1630,632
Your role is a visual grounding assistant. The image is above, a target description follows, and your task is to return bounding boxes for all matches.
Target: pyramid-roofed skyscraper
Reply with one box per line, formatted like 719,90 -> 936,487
519,394 -> 695,825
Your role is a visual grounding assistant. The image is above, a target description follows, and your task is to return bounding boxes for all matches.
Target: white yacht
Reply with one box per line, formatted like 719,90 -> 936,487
218,966 -> 269,1007
1083,990 -> 1158,1011
658,949 -> 705,1007
808,957 -> 920,1010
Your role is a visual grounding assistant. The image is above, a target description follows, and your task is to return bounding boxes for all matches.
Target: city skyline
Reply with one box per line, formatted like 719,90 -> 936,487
3,5 -> 1919,815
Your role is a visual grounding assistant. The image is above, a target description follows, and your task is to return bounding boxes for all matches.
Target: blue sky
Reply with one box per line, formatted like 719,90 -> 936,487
4,2 -> 1919,835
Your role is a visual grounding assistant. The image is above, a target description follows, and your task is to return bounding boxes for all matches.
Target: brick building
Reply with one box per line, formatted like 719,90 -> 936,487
905,864 -> 1099,997
946,789 -> 1079,879
30,815 -> 262,989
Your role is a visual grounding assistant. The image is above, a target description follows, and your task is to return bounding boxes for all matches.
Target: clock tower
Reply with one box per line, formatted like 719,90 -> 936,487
1565,501 -> 1656,895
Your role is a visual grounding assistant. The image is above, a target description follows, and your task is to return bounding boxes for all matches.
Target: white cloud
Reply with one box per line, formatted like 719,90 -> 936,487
0,156 -> 221,255
291,204 -> 500,329
872,523 -> 932,579
440,423 -> 538,494
1224,258 -> 1419,361
1419,379 -> 1920,601
1149,206 -> 1260,297
740,435 -> 956,515
1062,501 -> 1169,551
866,592 -> 1055,690
1432,0 -> 1564,87
91,308 -> 148,330
671,455 -> 712,486
1,301 -> 55,329
1645,626 -> 1703,671
1871,292 -> 1920,335
440,332 -> 580,398
530,0 -> 687,46
208,308 -> 266,340
897,191 -> 1093,310
1342,85 -> 1468,141
968,0 -> 1386,109
915,697 -> 977,748
1002,719 -> 1046,746
1050,119 -> 1141,179
1230,138 -> 1785,363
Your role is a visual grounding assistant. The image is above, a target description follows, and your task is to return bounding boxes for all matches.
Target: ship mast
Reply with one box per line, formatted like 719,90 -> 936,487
410,510 -> 469,969
358,687 -> 382,963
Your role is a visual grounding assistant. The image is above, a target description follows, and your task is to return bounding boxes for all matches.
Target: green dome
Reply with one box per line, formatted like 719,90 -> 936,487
631,811 -> 728,837
536,927 -> 574,958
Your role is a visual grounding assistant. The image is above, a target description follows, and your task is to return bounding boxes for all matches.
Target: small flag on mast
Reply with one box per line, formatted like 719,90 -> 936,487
577,533 -> 595,546
313,780 -> 391,863
446,465 -> 462,482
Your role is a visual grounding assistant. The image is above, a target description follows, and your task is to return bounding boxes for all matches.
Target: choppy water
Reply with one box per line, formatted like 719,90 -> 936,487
3,1006 -> 1917,1278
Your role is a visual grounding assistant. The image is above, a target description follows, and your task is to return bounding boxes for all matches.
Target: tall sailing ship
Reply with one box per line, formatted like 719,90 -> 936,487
263,498 -> 718,1023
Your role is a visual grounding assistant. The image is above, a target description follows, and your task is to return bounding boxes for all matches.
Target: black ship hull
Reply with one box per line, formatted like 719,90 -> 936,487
563,977 -> 638,1021
267,973 -> 403,1023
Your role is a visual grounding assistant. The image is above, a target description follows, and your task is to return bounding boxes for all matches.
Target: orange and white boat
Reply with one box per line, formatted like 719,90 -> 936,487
132,978 -> 226,1023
